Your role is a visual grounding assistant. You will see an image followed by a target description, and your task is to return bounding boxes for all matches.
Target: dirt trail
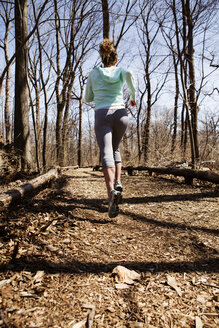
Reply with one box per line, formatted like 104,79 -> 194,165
0,168 -> 219,328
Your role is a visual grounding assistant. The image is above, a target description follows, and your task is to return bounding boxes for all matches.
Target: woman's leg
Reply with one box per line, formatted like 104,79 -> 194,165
95,109 -> 115,196
103,167 -> 115,197
115,162 -> 122,182
112,109 -> 129,184
95,108 -> 128,199
95,127 -> 115,197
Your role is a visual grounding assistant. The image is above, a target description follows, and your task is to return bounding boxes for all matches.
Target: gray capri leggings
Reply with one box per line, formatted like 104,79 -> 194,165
94,108 -> 129,168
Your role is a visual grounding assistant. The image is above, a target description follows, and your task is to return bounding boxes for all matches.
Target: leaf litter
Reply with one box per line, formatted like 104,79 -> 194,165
0,168 -> 218,327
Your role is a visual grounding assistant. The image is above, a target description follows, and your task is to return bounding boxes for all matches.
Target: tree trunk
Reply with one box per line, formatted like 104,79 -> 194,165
87,114 -> 93,166
136,113 -> 142,163
42,99 -> 48,170
35,85 -> 41,153
143,71 -> 152,163
62,108 -> 69,167
143,109 -> 151,163
14,0 -> 32,170
54,0 -> 62,165
56,103 -> 64,165
29,85 -> 40,172
171,52 -> 179,154
35,4 -> 48,170
101,0 -> 110,39
77,85 -> 85,168
32,84 -> 40,171
180,103 -> 189,158
185,0 -> 199,162
136,89 -> 146,164
5,71 -> 11,145
4,19 -> 12,145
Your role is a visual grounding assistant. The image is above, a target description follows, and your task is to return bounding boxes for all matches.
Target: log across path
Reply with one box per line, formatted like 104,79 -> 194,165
123,166 -> 219,185
0,168 -> 58,208
0,166 -> 80,209
93,165 -> 219,185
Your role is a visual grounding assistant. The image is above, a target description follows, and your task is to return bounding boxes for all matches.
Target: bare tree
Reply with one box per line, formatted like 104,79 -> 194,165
53,0 -> 100,166
159,14 -> 180,155
136,0 -> 169,164
0,0 -> 49,171
168,0 -> 218,166
28,0 -> 54,170
14,0 -> 32,169
0,1 -> 13,145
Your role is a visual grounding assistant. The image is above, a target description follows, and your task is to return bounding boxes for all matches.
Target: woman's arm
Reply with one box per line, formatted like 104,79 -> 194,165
124,70 -> 136,102
84,73 -> 94,102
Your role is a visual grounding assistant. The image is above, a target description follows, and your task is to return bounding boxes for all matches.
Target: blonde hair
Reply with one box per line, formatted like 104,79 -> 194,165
99,39 -> 117,67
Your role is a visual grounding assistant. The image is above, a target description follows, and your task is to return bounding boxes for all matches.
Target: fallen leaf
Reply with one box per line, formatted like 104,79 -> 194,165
167,275 -> 182,297
63,238 -> 71,243
46,245 -> 58,252
112,266 -> 140,284
33,271 -> 44,282
115,283 -> 131,289
195,316 -> 203,328
0,273 -> 18,288
20,291 -> 37,297
0,279 -> 11,288
196,295 -> 206,304
70,318 -> 87,328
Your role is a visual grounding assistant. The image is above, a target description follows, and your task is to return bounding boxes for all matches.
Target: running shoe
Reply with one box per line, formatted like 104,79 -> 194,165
114,180 -> 123,204
114,180 -> 123,192
108,189 -> 122,218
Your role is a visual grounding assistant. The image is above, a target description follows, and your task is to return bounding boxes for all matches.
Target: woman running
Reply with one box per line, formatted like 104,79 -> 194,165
85,39 -> 136,218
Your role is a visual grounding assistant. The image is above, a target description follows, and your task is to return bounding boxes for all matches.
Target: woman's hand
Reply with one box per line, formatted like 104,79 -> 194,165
129,100 -> 136,106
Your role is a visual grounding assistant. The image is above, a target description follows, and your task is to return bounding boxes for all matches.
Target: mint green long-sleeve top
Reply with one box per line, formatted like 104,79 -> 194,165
84,66 -> 136,110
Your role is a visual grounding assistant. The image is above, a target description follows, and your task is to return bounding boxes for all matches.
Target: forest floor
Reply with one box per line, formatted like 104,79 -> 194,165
0,167 -> 219,328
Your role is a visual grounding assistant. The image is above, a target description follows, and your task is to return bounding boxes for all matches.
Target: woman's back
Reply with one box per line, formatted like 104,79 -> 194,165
85,66 -> 135,109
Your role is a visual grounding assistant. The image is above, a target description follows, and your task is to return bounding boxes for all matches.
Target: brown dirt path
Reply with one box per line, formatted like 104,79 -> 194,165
0,168 -> 219,327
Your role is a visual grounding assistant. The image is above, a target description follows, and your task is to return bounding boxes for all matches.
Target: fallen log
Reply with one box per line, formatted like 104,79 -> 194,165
123,166 -> 219,185
0,168 -> 58,208
58,165 -> 79,172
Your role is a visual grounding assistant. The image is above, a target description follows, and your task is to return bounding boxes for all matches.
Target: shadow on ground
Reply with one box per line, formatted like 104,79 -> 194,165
0,256 -> 218,275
